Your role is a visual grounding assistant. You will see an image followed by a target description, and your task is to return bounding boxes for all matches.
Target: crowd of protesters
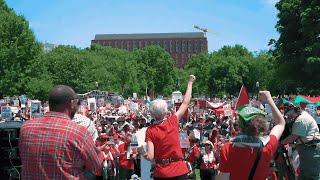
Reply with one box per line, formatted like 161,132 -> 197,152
1,79 -> 320,179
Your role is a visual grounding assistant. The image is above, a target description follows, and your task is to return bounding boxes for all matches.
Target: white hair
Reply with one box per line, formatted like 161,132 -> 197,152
149,99 -> 168,121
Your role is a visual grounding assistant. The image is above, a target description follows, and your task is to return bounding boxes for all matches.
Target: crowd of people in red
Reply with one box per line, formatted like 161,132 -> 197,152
5,75 -> 319,179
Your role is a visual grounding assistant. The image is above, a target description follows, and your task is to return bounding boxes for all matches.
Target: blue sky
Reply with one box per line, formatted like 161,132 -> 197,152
6,0 -> 279,52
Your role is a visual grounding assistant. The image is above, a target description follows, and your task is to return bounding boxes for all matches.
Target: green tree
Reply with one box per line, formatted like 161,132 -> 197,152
0,0 -> 41,96
273,0 -> 320,94
133,45 -> 177,96
207,45 -> 252,96
184,53 -> 211,96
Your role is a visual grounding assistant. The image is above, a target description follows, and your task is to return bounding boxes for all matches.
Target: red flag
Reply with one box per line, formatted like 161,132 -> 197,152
235,85 -> 249,109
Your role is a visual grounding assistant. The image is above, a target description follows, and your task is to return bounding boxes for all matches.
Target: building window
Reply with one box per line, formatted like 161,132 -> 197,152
169,40 -> 173,53
187,40 -> 191,53
138,41 -> 142,48
126,41 -> 130,50
181,40 -> 185,53
120,41 -> 124,49
200,40 -> 204,52
133,41 -> 138,49
193,40 -> 198,52
114,41 -> 118,48
175,40 -> 179,53
163,41 -> 168,51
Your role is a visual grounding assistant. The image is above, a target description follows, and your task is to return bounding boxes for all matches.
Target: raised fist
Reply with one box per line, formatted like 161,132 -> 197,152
258,91 -> 272,104
189,75 -> 196,82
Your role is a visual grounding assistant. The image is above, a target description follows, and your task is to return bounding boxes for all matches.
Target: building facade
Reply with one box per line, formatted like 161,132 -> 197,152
91,32 -> 208,68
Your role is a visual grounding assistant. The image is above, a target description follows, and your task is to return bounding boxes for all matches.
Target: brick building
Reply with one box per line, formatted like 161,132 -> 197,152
91,32 -> 208,68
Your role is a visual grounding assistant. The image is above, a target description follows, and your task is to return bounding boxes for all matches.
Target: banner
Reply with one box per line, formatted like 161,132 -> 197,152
1,106 -> 12,120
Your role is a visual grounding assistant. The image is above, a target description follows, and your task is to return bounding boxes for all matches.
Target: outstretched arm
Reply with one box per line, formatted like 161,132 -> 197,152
259,91 -> 285,140
175,75 -> 196,120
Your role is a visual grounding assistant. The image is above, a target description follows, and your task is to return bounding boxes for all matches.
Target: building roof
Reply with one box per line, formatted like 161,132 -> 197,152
94,32 -> 205,40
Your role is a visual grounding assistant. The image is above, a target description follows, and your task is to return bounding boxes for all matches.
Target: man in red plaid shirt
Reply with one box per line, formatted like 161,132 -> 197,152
19,85 -> 104,179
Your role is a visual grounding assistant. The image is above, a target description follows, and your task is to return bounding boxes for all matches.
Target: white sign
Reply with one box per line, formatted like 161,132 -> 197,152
118,105 -> 128,114
133,93 -> 137,99
172,91 -> 182,103
13,100 -> 20,107
87,98 -> 97,112
140,144 -> 152,180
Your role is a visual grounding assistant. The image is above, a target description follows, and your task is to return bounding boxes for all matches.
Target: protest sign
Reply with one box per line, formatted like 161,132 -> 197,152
118,105 -> 128,114
127,134 -> 139,159
13,100 -> 19,107
172,91 -> 182,103
133,93 -> 137,99
19,95 -> 27,105
87,98 -> 97,112
1,106 -> 12,120
31,100 -> 41,117
97,98 -> 105,108
179,132 -> 190,149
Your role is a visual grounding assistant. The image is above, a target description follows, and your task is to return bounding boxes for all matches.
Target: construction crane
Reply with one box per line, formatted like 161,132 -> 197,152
193,25 -> 209,37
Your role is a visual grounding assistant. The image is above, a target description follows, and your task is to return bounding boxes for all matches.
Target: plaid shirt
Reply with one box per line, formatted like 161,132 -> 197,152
19,112 -> 103,180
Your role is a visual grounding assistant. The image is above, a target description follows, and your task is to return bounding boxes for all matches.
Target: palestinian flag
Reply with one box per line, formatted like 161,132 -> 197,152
293,95 -> 320,106
275,98 -> 291,110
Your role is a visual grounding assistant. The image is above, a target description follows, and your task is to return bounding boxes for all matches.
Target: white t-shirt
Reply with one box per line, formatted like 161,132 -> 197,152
292,111 -> 320,143
72,113 -> 99,141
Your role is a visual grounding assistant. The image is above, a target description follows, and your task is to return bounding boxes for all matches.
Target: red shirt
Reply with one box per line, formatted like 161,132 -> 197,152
19,112 -> 104,179
187,145 -> 200,164
118,142 -> 135,170
145,115 -> 189,178
219,135 -> 278,180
